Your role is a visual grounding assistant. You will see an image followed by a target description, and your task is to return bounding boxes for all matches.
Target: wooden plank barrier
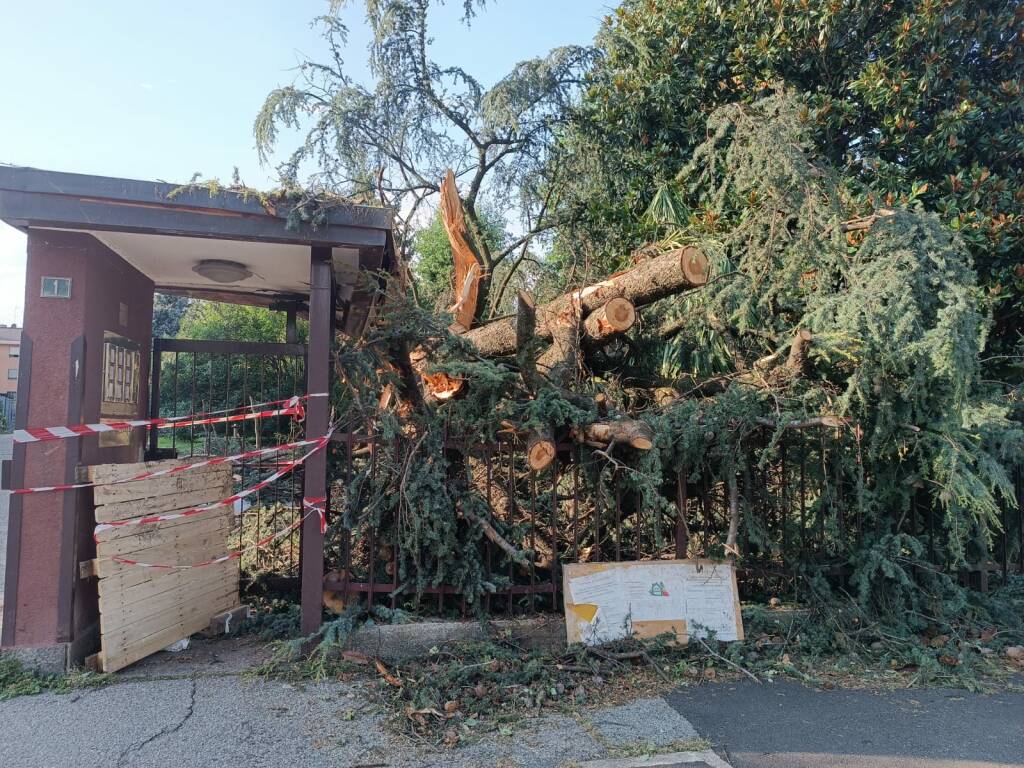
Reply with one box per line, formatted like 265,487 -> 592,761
84,458 -> 241,672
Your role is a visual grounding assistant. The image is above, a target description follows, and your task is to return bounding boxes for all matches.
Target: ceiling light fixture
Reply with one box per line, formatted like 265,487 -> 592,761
192,259 -> 252,284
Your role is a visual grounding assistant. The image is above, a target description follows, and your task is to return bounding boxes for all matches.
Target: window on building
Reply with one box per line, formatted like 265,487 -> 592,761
9,346 -> 19,358
41,276 -> 72,299
7,368 -> 17,380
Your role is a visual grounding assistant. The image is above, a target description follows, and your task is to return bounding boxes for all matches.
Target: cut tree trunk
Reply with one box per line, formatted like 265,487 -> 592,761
582,298 -> 636,345
582,420 -> 655,450
526,427 -> 557,471
464,246 -> 709,357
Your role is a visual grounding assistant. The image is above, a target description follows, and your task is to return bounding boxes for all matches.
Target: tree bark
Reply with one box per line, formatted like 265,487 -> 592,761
754,415 -> 848,429
467,456 -> 555,568
515,291 -> 544,393
464,246 -> 709,357
536,306 -> 580,388
785,329 -> 813,377
460,503 -> 529,565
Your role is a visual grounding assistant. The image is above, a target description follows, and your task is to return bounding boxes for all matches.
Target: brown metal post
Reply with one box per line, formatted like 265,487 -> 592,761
285,307 -> 298,345
301,246 -> 333,636
147,337 -> 163,458
675,468 -> 689,558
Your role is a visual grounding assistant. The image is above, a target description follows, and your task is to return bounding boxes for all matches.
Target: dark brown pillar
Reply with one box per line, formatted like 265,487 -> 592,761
2,231 -> 153,667
300,247 -> 332,636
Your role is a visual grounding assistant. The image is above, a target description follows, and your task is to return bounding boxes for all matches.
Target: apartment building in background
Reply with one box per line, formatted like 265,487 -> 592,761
0,324 -> 21,396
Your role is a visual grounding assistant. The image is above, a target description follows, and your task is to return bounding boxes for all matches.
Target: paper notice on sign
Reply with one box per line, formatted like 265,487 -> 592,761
563,560 -> 743,646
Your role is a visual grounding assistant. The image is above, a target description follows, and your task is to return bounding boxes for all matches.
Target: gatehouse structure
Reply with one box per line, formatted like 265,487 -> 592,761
0,165 -> 394,669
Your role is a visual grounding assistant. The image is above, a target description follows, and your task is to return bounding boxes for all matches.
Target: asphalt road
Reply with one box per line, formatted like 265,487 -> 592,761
666,679 -> 1024,768
0,637 -> 717,768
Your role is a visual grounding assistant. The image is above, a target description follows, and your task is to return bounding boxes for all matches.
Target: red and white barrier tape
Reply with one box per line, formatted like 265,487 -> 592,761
306,495 -> 328,534
93,433 -> 332,536
12,436 -> 324,495
109,498 -> 327,571
12,393 -> 328,444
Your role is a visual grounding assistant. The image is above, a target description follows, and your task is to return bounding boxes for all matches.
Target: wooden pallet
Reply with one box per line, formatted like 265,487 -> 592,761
82,458 -> 241,672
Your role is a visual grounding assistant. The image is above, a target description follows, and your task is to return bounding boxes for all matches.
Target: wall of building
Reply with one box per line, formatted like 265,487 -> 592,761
0,348 -> 18,395
0,328 -> 21,397
2,230 -> 153,657
0,434 -> 12,620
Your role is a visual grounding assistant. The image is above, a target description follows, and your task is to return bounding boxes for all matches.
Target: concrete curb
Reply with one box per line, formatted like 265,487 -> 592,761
1,642 -> 70,676
342,615 -> 566,662
581,750 -> 732,768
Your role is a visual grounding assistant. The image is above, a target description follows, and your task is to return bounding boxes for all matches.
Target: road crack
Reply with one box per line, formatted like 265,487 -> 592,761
116,677 -> 197,767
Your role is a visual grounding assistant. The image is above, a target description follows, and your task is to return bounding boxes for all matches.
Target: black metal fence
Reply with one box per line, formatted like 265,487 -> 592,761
147,337 -> 308,578
318,431 -> 1024,614
144,339 -> 1024,612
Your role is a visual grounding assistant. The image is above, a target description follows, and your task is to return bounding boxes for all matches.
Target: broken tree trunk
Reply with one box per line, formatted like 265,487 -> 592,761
582,298 -> 636,346
440,169 -> 485,333
463,246 -> 709,357
409,346 -> 464,402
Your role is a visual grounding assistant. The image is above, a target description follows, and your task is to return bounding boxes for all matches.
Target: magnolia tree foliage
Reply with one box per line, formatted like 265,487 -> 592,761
254,0 -> 592,315
556,0 -> 1024,365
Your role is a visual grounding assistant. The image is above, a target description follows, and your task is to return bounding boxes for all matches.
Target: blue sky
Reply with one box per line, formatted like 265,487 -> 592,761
0,0 -> 609,325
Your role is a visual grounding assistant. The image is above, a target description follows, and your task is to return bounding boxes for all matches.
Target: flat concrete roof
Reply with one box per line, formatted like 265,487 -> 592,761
0,165 -> 397,331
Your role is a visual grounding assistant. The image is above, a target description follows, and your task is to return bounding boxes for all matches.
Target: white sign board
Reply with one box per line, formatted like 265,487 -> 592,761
562,560 -> 743,645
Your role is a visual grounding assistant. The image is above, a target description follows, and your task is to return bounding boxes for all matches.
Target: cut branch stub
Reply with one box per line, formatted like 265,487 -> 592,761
526,426 -> 557,471
463,246 -> 710,357
584,419 -> 654,450
785,329 -> 813,377
583,298 -> 637,345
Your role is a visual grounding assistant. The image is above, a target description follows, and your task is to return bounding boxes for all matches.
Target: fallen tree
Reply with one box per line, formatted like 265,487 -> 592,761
318,94 -> 1019,636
